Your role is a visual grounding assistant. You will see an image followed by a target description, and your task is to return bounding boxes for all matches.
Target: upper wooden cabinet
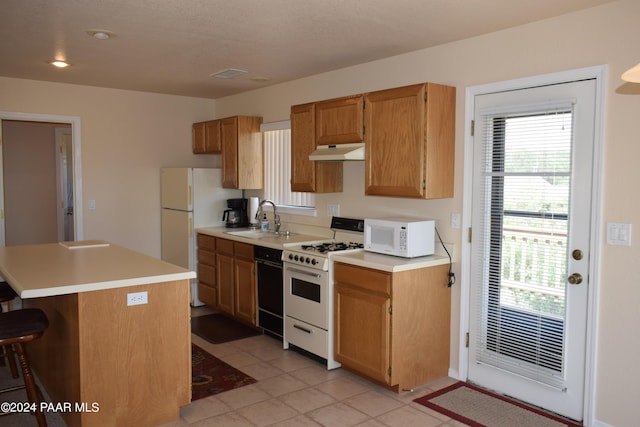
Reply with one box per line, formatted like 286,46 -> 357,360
192,120 -> 222,154
315,95 -> 364,145
290,103 -> 343,193
221,116 -> 263,189
364,83 -> 455,199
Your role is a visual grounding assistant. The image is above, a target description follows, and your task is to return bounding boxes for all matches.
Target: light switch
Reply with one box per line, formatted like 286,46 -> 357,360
607,223 -> 632,246
88,199 -> 96,210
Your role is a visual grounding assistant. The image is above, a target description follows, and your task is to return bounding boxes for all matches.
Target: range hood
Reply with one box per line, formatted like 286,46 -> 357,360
308,143 -> 365,161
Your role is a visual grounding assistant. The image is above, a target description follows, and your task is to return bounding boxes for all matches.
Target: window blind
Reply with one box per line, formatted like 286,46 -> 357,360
473,102 -> 574,390
262,126 -> 314,208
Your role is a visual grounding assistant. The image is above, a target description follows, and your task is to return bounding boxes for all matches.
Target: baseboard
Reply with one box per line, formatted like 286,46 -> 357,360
448,368 -> 461,380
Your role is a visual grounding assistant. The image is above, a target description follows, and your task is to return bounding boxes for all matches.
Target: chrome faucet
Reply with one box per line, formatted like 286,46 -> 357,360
255,199 -> 281,233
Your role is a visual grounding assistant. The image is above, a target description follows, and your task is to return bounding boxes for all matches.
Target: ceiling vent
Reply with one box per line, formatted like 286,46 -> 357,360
210,68 -> 248,79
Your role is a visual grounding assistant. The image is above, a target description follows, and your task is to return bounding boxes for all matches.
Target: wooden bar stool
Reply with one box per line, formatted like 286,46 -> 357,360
0,308 -> 49,427
0,282 -> 19,377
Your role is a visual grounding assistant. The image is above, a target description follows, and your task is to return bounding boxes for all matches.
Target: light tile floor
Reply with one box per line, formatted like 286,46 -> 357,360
160,309 -> 467,427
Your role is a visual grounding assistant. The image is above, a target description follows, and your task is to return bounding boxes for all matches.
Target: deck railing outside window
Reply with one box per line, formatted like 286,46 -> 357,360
500,225 -> 567,317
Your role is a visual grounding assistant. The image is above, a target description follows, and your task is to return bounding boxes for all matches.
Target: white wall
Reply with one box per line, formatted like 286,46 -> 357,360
213,1 -> 640,425
0,1 -> 638,425
0,80 -> 217,255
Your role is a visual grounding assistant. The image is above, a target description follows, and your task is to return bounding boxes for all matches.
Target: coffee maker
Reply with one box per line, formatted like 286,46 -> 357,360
222,198 -> 249,228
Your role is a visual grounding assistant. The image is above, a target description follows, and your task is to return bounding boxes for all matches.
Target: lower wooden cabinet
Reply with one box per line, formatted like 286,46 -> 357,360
196,234 -> 217,307
334,262 -> 451,392
234,257 -> 256,325
214,237 -> 257,326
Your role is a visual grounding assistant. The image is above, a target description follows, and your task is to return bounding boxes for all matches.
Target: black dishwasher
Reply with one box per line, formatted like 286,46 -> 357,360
255,246 -> 283,339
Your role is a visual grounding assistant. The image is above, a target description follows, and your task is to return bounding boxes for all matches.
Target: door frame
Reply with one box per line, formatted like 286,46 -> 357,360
0,111 -> 83,243
459,65 -> 606,426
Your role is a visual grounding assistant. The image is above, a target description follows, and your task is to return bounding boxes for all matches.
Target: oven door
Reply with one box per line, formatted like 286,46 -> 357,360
284,263 -> 329,330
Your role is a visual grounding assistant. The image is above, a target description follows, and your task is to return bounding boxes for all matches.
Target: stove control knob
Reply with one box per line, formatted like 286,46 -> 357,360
311,259 -> 317,265
294,255 -> 299,261
305,257 -> 311,264
288,254 -> 294,260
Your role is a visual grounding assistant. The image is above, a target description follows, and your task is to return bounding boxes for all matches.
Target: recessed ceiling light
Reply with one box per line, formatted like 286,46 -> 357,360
210,68 -> 248,79
50,60 -> 70,68
85,29 -> 116,40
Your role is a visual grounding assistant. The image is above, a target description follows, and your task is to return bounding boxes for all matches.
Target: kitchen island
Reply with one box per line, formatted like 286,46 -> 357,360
0,241 -> 195,427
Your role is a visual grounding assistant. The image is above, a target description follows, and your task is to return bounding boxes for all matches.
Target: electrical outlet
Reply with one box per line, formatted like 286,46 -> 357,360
451,212 -> 461,229
127,291 -> 148,306
327,204 -> 340,217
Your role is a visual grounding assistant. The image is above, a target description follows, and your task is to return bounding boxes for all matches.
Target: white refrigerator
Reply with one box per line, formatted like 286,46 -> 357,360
161,168 -> 241,306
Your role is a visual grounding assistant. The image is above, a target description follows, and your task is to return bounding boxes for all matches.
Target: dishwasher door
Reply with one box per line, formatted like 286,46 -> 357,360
256,248 -> 283,338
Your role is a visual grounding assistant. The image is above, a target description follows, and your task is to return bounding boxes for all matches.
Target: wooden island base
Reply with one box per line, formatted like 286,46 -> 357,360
25,280 -> 191,427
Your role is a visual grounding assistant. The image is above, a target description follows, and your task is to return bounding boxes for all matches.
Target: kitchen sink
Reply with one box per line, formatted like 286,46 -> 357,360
224,229 -> 295,240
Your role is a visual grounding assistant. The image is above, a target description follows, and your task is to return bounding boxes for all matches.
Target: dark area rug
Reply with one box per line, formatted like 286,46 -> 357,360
192,343 -> 256,401
191,313 -> 261,344
414,381 -> 582,427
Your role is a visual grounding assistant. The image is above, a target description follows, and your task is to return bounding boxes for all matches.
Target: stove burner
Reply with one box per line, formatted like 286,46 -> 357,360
301,242 -> 364,253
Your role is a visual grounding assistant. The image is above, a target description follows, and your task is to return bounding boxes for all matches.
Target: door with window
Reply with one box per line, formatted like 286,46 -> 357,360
468,79 -> 596,421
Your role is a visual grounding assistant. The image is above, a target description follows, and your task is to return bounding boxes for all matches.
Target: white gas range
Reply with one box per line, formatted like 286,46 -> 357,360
282,217 -> 364,369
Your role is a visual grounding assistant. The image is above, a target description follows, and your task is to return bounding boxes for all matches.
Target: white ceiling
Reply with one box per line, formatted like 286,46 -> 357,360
1,0 -> 614,99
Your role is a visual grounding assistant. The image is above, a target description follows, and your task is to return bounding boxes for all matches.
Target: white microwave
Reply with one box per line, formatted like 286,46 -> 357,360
364,217 -> 435,258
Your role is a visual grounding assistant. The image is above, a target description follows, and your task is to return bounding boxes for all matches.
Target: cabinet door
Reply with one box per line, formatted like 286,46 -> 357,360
216,253 -> 235,315
193,120 -> 222,154
315,95 -> 364,145
234,258 -> 256,325
205,120 -> 222,153
364,84 -> 426,198
291,103 -> 343,193
236,116 -> 263,189
221,116 -> 239,188
192,122 -> 206,154
334,282 -> 391,385
364,83 -> 455,199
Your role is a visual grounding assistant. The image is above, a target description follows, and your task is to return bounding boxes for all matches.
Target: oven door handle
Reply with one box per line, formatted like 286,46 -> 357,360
293,324 -> 313,334
286,267 -> 321,279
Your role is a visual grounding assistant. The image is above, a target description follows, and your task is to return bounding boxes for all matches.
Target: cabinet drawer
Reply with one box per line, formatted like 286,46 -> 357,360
234,242 -> 254,260
198,264 -> 216,286
198,283 -> 217,307
197,233 -> 216,251
334,262 -> 391,295
285,317 -> 329,359
216,238 -> 234,255
197,249 -> 215,266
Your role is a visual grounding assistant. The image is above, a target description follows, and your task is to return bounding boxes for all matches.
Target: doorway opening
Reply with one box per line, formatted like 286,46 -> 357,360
0,112 -> 83,246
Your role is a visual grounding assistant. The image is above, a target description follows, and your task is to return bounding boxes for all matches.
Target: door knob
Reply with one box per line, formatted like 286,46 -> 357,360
568,273 -> 583,285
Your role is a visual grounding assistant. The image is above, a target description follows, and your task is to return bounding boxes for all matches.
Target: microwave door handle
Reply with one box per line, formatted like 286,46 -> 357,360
286,267 -> 321,279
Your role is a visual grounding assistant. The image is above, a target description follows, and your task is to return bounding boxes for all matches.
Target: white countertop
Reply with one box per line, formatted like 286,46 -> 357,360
0,240 -> 196,298
331,250 -> 451,272
198,227 -> 453,273
196,226 -> 329,249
